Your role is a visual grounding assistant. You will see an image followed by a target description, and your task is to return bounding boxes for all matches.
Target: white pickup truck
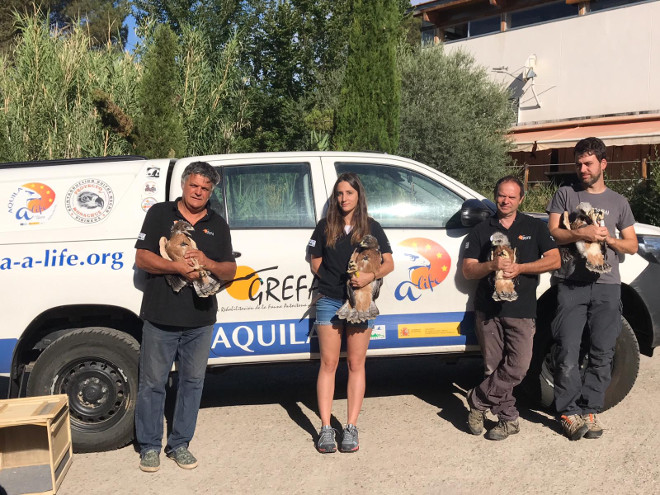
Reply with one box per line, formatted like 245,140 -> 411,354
2,152 -> 659,452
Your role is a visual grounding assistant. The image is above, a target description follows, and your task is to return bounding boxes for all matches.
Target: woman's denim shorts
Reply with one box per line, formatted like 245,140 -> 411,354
315,296 -> 374,329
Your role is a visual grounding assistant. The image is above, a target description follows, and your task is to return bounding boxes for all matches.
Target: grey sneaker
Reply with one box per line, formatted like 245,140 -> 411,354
139,450 -> 160,473
582,413 -> 603,439
468,406 -> 488,435
560,414 -> 589,441
340,424 -> 359,453
316,425 -> 337,453
167,446 -> 198,469
485,419 -> 520,441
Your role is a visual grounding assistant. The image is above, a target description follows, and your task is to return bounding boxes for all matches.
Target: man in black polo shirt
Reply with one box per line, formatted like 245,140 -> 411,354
461,176 -> 559,440
134,162 -> 236,472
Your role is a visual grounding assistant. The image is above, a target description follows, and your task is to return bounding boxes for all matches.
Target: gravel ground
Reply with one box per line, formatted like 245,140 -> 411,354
34,352 -> 660,494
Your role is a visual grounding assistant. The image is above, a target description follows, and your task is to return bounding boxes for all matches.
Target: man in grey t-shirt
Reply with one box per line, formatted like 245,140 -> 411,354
546,137 -> 638,440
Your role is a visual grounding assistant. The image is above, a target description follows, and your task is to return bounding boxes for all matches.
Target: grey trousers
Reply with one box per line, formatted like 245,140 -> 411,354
552,282 -> 622,416
468,312 -> 535,421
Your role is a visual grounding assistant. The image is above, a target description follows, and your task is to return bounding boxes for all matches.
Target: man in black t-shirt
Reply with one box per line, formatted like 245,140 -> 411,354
134,162 -> 236,472
461,176 -> 559,440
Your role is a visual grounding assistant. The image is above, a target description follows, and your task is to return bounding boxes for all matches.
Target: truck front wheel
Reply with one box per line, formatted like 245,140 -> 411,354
523,317 -> 640,411
26,327 -> 140,452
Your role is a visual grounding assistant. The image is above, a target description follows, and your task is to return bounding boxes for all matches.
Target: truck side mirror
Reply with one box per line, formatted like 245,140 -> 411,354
461,199 -> 495,227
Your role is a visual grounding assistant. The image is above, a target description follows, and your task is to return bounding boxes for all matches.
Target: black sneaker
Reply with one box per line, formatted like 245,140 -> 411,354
139,450 -> 160,473
340,424 -> 359,453
485,419 -> 520,441
167,446 -> 198,469
316,425 -> 337,453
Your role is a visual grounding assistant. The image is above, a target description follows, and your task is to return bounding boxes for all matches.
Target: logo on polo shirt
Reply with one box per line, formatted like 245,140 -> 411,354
203,228 -> 214,236
518,234 -> 531,241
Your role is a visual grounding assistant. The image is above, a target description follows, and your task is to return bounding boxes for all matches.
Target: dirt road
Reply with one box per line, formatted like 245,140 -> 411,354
54,353 -> 659,494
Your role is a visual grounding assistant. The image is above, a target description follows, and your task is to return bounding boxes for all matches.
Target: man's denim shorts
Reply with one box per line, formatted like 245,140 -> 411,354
315,295 -> 374,329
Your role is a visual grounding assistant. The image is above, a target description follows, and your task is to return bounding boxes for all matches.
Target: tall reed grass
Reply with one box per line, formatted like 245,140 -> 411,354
0,12 -> 249,162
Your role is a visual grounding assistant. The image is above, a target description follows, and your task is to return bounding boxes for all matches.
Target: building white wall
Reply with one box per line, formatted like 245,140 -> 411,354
443,2 -> 660,125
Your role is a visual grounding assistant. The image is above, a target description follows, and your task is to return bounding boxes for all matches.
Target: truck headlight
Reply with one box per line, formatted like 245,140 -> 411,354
637,235 -> 660,264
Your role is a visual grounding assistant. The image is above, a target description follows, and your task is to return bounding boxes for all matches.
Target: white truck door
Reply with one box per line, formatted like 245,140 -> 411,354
321,156 -> 481,357
171,155 -> 327,364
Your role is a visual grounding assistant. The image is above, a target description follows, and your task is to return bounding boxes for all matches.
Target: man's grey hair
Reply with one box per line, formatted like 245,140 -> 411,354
181,161 -> 220,187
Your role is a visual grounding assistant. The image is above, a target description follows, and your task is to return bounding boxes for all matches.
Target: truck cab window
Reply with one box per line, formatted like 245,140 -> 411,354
335,162 -> 464,228
221,163 -> 315,228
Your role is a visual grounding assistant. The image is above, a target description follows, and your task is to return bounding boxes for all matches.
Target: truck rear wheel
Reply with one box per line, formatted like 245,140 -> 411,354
522,317 -> 640,411
26,327 -> 139,452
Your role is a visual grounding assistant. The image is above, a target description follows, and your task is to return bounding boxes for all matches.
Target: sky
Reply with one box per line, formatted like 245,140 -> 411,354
124,15 -> 138,52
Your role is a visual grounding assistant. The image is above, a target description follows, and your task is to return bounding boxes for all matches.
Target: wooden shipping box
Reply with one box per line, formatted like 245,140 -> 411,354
0,395 -> 72,495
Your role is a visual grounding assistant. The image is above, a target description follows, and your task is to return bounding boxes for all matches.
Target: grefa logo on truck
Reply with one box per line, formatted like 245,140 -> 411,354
224,264 -> 315,308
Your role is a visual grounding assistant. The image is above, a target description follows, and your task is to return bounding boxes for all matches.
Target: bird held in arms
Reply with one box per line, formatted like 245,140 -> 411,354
336,235 -> 383,324
159,220 -> 223,297
561,202 -> 611,274
490,232 -> 518,302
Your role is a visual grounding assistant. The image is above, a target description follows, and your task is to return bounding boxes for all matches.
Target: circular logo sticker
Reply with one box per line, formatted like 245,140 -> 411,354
7,182 -> 57,226
65,179 -> 114,223
141,197 -> 157,212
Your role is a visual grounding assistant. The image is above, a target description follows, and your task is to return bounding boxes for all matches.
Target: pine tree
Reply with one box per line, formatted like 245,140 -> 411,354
135,24 -> 186,158
334,0 -> 401,154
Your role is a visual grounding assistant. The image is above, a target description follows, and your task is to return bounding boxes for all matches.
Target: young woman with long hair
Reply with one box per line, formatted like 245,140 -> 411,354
308,172 -> 394,453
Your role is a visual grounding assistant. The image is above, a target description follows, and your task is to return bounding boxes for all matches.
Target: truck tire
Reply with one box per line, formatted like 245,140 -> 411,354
26,327 -> 140,452
522,317 -> 640,411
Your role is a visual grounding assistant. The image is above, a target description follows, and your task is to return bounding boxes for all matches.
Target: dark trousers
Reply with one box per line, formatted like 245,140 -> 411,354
468,312 -> 535,421
135,320 -> 214,455
552,282 -> 622,416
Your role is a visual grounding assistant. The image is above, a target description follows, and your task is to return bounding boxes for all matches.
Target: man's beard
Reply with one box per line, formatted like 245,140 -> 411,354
581,170 -> 601,187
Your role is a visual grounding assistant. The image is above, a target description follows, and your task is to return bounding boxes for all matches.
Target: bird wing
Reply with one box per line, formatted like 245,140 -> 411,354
346,282 -> 356,308
371,278 -> 383,300
347,247 -> 360,274
159,237 -> 172,260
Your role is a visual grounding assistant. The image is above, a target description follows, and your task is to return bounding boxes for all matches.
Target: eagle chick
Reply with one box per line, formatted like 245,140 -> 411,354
159,220 -> 223,297
561,202 -> 611,274
336,235 -> 383,324
491,232 -> 518,302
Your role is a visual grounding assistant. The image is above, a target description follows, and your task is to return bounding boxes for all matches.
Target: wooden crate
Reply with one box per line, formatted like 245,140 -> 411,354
0,395 -> 72,495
